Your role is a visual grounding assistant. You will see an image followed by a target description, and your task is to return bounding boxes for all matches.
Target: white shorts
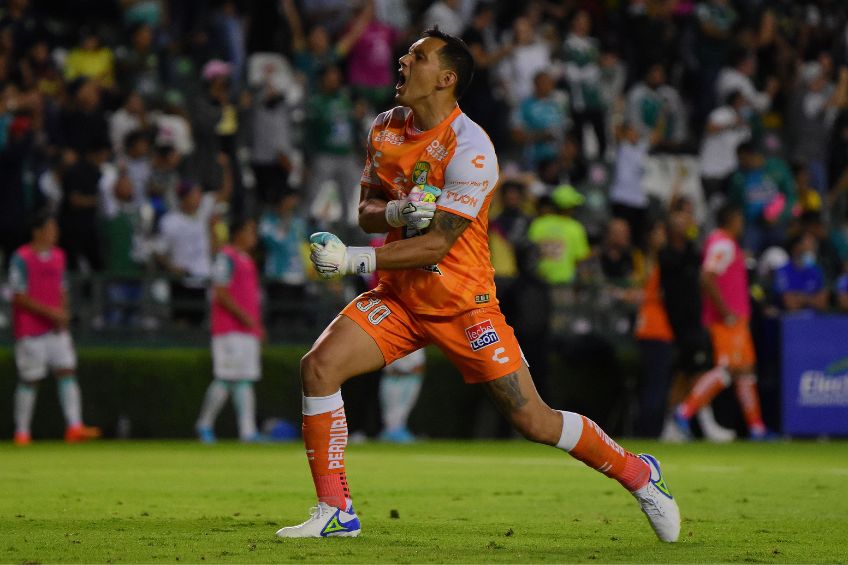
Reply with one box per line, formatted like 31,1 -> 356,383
384,348 -> 426,376
15,331 -> 77,382
212,333 -> 261,381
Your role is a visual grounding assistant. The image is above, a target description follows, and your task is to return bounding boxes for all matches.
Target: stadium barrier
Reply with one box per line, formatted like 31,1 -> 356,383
0,344 -> 635,440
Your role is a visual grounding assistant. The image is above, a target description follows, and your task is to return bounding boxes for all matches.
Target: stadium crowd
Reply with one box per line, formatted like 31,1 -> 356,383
4,0 -> 848,439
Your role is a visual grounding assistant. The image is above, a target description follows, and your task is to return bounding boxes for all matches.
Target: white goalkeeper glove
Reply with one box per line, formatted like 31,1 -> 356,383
309,232 -> 376,279
385,185 -> 442,230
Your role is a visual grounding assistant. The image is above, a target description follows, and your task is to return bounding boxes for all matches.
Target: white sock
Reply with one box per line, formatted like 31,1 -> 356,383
555,410 -> 584,452
57,376 -> 83,428
14,383 -> 37,435
302,390 -> 344,416
197,380 -> 230,430
232,381 -> 258,439
379,374 -> 423,431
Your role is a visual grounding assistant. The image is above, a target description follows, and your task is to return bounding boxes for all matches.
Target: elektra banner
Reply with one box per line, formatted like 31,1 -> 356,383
782,315 -> 848,436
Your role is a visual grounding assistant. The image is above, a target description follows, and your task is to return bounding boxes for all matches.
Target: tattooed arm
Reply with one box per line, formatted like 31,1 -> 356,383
373,210 -> 471,270
483,371 -> 529,414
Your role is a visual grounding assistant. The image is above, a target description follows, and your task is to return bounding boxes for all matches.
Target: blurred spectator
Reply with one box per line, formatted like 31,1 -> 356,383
18,38 -> 63,98
774,233 -> 828,312
625,63 -> 687,150
699,90 -> 751,201
729,142 -> 796,253
715,49 -> 778,117
283,0 -> 342,94
211,2 -> 246,94
343,0 -> 400,111
422,0 -> 466,37
0,113 -> 37,265
147,143 -> 180,220
59,78 -> 109,159
462,3 -> 513,151
562,10 -> 606,159
189,60 -> 243,213
251,77 -> 294,206
693,0 -> 738,119
100,167 -> 155,326
527,185 -> 590,285
306,64 -> 362,228
110,91 -> 149,156
609,120 -> 663,248
64,29 -> 115,91
511,71 -> 567,170
634,219 -> 674,437
123,130 -> 152,205
799,212 -> 842,282
156,154 -> 232,326
600,217 -> 640,288
787,61 -> 848,193
260,190 -> 309,325
490,180 -> 530,277
59,141 -> 109,271
115,23 -> 161,102
154,90 -> 194,157
498,17 -> 552,106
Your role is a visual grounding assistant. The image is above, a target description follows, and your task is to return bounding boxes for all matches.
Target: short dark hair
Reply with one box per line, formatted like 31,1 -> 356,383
229,216 -> 255,238
423,27 -> 474,100
716,203 -> 742,228
29,209 -> 55,234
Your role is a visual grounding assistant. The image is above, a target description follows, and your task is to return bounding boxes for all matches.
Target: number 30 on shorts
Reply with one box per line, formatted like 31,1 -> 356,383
356,297 -> 392,325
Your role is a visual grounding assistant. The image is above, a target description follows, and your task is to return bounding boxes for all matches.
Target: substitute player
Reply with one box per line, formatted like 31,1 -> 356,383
672,205 -> 774,440
276,28 -> 680,542
10,212 -> 101,445
196,218 -> 265,442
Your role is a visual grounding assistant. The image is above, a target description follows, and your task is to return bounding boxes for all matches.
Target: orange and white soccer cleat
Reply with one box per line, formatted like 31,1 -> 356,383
65,424 -> 102,443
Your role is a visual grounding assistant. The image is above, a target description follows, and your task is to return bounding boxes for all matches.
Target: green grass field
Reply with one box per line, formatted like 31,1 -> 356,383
1,440 -> 847,564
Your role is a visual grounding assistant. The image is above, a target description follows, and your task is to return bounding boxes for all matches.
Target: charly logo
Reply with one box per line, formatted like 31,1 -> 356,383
412,161 -> 430,185
798,357 -> 848,406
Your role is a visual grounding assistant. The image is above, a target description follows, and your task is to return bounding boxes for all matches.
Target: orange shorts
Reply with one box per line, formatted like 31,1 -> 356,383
341,287 -> 523,384
709,319 -> 756,370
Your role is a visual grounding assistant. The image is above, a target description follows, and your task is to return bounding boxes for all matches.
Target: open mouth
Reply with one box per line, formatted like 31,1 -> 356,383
396,67 -> 407,91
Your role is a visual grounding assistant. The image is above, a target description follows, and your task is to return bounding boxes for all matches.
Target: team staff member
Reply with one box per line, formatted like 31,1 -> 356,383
275,28 -> 680,542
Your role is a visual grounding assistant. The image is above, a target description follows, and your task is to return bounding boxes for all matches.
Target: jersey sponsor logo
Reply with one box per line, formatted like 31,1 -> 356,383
446,179 -> 490,192
374,130 -> 405,145
425,139 -> 449,161
471,154 -> 485,168
444,190 -> 479,208
412,161 -> 431,185
465,319 -> 500,351
475,293 -> 490,304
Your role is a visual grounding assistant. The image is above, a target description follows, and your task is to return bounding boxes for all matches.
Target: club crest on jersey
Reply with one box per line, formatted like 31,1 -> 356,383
465,320 -> 500,351
412,161 -> 430,185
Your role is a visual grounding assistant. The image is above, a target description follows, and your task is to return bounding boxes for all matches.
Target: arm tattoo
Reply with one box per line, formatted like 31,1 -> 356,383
484,371 -> 528,413
430,210 -> 471,243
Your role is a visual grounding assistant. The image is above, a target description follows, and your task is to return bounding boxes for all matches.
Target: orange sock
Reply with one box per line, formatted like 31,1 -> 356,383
302,395 -> 351,511
677,366 -> 731,420
734,374 -> 766,434
557,411 -> 649,492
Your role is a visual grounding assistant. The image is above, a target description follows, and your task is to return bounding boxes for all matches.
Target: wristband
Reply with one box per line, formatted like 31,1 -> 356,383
345,247 -> 377,275
385,200 -> 405,228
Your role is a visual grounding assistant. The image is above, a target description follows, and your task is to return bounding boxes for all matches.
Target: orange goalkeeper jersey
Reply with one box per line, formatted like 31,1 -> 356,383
360,105 -> 500,316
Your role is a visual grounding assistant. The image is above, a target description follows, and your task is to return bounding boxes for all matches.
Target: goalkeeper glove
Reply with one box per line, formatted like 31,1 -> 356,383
309,232 -> 376,279
385,184 -> 442,230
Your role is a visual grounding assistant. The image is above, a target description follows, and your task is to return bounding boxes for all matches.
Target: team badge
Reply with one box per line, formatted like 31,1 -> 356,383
465,320 -> 500,351
412,161 -> 431,185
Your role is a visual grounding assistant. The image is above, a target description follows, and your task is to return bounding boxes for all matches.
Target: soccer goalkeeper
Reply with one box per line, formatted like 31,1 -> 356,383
275,28 -> 680,542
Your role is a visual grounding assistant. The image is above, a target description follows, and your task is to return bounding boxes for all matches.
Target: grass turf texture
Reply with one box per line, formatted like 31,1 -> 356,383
1,441 -> 846,564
